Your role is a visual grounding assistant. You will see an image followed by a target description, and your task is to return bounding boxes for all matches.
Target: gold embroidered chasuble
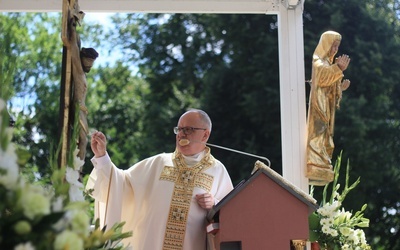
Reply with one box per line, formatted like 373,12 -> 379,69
86,148 -> 234,250
160,148 -> 214,249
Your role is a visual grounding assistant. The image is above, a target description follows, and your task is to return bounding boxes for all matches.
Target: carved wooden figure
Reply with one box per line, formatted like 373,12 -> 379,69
61,0 -> 98,166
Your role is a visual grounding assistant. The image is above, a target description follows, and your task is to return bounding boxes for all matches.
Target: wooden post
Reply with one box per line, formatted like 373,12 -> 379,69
59,0 -> 73,168
59,0 -> 97,168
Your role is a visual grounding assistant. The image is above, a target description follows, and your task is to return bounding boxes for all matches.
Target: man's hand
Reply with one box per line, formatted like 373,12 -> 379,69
91,131 -> 107,157
195,193 -> 215,210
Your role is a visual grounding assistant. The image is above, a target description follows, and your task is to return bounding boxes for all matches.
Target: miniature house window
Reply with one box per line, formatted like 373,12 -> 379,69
220,241 -> 242,250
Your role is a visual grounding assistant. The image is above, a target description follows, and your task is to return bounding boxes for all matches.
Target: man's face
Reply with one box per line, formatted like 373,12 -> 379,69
175,112 -> 210,156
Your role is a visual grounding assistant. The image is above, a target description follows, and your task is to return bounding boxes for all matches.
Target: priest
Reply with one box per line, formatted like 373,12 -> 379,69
86,109 -> 233,250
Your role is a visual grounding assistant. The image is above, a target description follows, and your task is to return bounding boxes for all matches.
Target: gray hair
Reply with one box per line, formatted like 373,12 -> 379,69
184,109 -> 212,131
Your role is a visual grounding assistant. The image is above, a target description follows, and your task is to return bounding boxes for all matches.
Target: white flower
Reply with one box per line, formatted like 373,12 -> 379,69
69,184 -> 85,201
341,244 -> 350,250
339,226 -> 352,236
54,230 -> 84,250
52,196 -> 64,212
65,167 -> 82,186
317,206 -> 329,216
18,184 -> 51,220
333,188 -> 340,199
14,241 -> 35,250
331,200 -> 341,210
329,228 -> 338,237
347,229 -> 360,245
317,201 -> 341,217
0,142 -> 19,189
73,148 -> 85,170
320,217 -> 333,227
13,220 -> 32,235
322,225 -> 330,234
357,230 -> 367,245
65,167 -> 85,201
70,210 -> 91,236
336,209 -> 352,224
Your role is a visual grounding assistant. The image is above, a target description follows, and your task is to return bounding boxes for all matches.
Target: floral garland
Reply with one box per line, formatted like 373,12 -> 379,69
309,152 -> 371,250
0,98 -> 131,250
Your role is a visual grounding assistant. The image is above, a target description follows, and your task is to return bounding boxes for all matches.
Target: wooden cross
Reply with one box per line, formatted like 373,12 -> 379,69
60,0 -> 98,168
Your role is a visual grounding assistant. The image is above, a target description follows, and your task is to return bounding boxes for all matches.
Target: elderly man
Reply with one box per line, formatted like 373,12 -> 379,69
86,109 -> 233,250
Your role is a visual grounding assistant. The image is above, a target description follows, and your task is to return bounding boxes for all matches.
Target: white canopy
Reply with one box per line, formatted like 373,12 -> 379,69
0,0 -> 308,192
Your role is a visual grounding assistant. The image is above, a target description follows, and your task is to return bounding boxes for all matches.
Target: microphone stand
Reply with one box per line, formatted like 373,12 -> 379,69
204,142 -> 271,168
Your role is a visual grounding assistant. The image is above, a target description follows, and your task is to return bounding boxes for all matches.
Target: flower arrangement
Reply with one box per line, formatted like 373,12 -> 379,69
309,152 -> 371,250
0,97 -> 131,249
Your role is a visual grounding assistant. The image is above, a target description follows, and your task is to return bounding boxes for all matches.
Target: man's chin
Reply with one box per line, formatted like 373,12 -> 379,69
179,148 -> 196,156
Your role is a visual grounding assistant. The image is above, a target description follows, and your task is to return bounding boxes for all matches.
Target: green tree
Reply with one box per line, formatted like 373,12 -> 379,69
199,14 -> 281,183
0,13 -> 61,180
83,61 -> 150,174
0,13 -> 107,179
112,13 -> 210,158
114,13 -> 282,184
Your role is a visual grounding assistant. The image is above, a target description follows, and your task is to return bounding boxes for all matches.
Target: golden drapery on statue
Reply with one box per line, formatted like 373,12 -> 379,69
306,31 -> 351,186
60,0 -> 98,167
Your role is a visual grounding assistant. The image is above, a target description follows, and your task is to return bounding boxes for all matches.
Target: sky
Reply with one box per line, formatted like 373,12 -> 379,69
9,12 -> 119,115
85,12 -> 113,25
83,12 -> 121,67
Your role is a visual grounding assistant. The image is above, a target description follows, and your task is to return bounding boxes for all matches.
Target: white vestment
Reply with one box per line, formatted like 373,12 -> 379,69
85,148 -> 233,250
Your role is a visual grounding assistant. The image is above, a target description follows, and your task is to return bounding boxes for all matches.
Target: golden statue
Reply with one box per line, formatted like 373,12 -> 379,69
306,31 -> 351,186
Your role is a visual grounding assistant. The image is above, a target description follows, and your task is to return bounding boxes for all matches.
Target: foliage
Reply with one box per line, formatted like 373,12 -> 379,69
0,12 -> 108,180
0,97 -> 131,249
199,14 -> 281,181
0,57 -> 131,249
84,62 -> 151,174
113,13 -> 282,183
309,153 -> 371,250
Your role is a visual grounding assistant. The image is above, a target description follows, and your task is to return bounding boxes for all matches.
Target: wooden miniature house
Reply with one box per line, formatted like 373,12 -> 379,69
207,161 -> 318,250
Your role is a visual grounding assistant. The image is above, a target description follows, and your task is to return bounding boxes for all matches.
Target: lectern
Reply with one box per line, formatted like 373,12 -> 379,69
207,161 -> 318,250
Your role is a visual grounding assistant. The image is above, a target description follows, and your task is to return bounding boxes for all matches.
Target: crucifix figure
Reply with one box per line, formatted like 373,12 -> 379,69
60,0 -> 98,166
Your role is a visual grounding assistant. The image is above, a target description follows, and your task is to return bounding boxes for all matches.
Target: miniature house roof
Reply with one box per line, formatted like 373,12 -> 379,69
207,160 -> 318,221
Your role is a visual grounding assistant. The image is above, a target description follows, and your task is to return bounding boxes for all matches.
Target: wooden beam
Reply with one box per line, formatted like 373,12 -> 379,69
59,0 -> 73,168
1,0 -> 280,13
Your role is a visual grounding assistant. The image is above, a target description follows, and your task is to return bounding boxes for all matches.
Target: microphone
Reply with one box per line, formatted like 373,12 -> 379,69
179,139 -> 271,167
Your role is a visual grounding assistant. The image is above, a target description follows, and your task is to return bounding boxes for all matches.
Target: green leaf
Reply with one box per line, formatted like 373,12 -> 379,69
356,218 -> 370,228
15,147 -> 31,166
309,229 -> 319,242
308,212 -> 320,230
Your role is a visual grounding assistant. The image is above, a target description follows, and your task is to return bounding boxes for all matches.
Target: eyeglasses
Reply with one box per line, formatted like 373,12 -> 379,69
173,126 -> 206,135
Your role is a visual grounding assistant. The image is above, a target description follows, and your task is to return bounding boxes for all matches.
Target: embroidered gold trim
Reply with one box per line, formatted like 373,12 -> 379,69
194,172 -> 214,193
161,148 -> 214,249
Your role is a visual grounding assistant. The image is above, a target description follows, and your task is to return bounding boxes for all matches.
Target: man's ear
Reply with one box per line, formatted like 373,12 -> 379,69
202,130 -> 210,141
